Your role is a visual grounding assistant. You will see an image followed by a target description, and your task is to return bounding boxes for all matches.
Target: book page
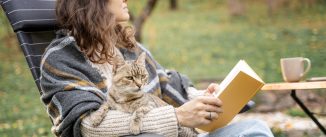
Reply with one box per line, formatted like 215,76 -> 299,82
238,60 -> 264,83
214,60 -> 264,97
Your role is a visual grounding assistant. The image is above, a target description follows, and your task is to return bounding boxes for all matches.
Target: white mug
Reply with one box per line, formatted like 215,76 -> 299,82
280,57 -> 311,82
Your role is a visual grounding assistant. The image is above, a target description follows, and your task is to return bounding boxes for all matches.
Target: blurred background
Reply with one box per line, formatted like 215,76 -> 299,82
0,0 -> 325,136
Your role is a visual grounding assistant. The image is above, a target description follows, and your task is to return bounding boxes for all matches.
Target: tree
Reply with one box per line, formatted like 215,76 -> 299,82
130,0 -> 159,42
170,0 -> 178,10
266,0 -> 275,17
228,0 -> 245,16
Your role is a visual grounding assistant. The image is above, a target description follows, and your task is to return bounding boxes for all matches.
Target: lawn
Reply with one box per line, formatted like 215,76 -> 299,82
136,0 -> 326,82
0,0 -> 325,136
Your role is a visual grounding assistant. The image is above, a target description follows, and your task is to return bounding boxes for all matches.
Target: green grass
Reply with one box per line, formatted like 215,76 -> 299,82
286,108 -> 307,118
129,0 -> 326,83
1,0 -> 326,136
0,34 -> 53,136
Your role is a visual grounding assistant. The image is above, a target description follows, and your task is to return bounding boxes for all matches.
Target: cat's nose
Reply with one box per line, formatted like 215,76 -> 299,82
136,83 -> 142,89
135,81 -> 142,89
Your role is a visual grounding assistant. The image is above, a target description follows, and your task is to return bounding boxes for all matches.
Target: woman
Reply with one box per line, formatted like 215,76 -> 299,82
40,0 -> 274,136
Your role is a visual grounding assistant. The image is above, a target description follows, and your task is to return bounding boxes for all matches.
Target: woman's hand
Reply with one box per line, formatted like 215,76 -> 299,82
175,83 -> 223,128
175,83 -> 222,128
204,83 -> 219,96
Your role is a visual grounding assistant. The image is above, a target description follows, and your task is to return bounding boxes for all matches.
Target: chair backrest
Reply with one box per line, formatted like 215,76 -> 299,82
1,0 -> 58,94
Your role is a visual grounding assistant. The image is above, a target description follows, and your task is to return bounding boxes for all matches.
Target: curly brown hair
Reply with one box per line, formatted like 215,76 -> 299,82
56,0 -> 136,64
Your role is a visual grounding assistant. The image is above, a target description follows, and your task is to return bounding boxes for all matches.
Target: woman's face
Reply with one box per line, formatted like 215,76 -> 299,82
108,0 -> 129,22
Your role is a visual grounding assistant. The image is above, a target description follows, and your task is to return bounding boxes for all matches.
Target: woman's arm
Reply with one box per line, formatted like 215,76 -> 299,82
80,106 -> 179,137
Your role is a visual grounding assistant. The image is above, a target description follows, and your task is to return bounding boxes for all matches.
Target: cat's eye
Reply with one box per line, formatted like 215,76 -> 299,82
141,75 -> 146,79
126,76 -> 133,80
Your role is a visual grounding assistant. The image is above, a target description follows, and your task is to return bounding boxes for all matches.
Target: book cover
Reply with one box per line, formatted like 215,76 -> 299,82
198,60 -> 265,132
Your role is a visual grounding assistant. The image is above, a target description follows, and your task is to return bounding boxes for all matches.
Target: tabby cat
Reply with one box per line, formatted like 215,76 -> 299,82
90,52 -> 167,135
91,52 -> 197,136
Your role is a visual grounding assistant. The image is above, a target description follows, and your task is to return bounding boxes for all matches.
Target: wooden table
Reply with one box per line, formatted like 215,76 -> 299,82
261,81 -> 326,135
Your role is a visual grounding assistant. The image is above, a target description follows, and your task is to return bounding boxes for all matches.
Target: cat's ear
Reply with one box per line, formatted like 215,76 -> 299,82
113,54 -> 126,74
135,52 -> 146,67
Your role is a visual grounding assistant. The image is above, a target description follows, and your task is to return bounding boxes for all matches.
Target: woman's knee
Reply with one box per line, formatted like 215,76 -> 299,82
247,119 -> 269,128
240,119 -> 274,137
230,119 -> 269,128
206,119 -> 274,137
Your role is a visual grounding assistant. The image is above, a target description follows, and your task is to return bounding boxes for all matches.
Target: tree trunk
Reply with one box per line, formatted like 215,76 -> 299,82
133,0 -> 158,42
266,0 -> 273,17
170,0 -> 178,10
307,0 -> 316,8
228,0 -> 245,16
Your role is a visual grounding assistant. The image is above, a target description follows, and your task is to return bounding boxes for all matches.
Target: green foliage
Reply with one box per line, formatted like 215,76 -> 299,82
1,0 -> 326,136
271,127 -> 288,137
0,45 -> 53,136
286,108 -> 307,118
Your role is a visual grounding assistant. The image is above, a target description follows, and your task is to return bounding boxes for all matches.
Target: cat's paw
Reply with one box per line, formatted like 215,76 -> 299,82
89,104 -> 109,127
129,126 -> 141,135
89,113 -> 106,127
91,117 -> 103,127
130,121 -> 141,135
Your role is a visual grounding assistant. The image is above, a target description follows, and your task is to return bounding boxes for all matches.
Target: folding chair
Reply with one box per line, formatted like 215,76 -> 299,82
0,0 -> 57,94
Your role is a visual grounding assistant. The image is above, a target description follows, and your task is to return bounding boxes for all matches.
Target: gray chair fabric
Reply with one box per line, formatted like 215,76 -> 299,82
16,31 -> 56,92
1,0 -> 58,32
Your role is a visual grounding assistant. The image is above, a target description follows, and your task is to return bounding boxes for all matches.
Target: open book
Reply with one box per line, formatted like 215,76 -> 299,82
198,60 -> 265,132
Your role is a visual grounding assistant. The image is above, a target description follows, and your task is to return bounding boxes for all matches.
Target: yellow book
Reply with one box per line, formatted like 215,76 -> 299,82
198,60 -> 265,132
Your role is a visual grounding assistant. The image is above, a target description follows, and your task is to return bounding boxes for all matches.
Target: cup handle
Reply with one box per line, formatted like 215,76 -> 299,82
301,58 -> 311,77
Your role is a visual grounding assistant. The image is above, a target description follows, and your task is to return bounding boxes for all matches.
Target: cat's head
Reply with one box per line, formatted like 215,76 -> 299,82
112,52 -> 149,94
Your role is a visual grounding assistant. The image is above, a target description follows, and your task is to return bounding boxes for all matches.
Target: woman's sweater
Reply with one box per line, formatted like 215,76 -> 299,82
80,61 -> 202,137
40,32 -> 197,137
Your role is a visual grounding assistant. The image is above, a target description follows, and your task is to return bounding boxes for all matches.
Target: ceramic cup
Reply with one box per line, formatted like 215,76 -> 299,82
280,57 -> 311,82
